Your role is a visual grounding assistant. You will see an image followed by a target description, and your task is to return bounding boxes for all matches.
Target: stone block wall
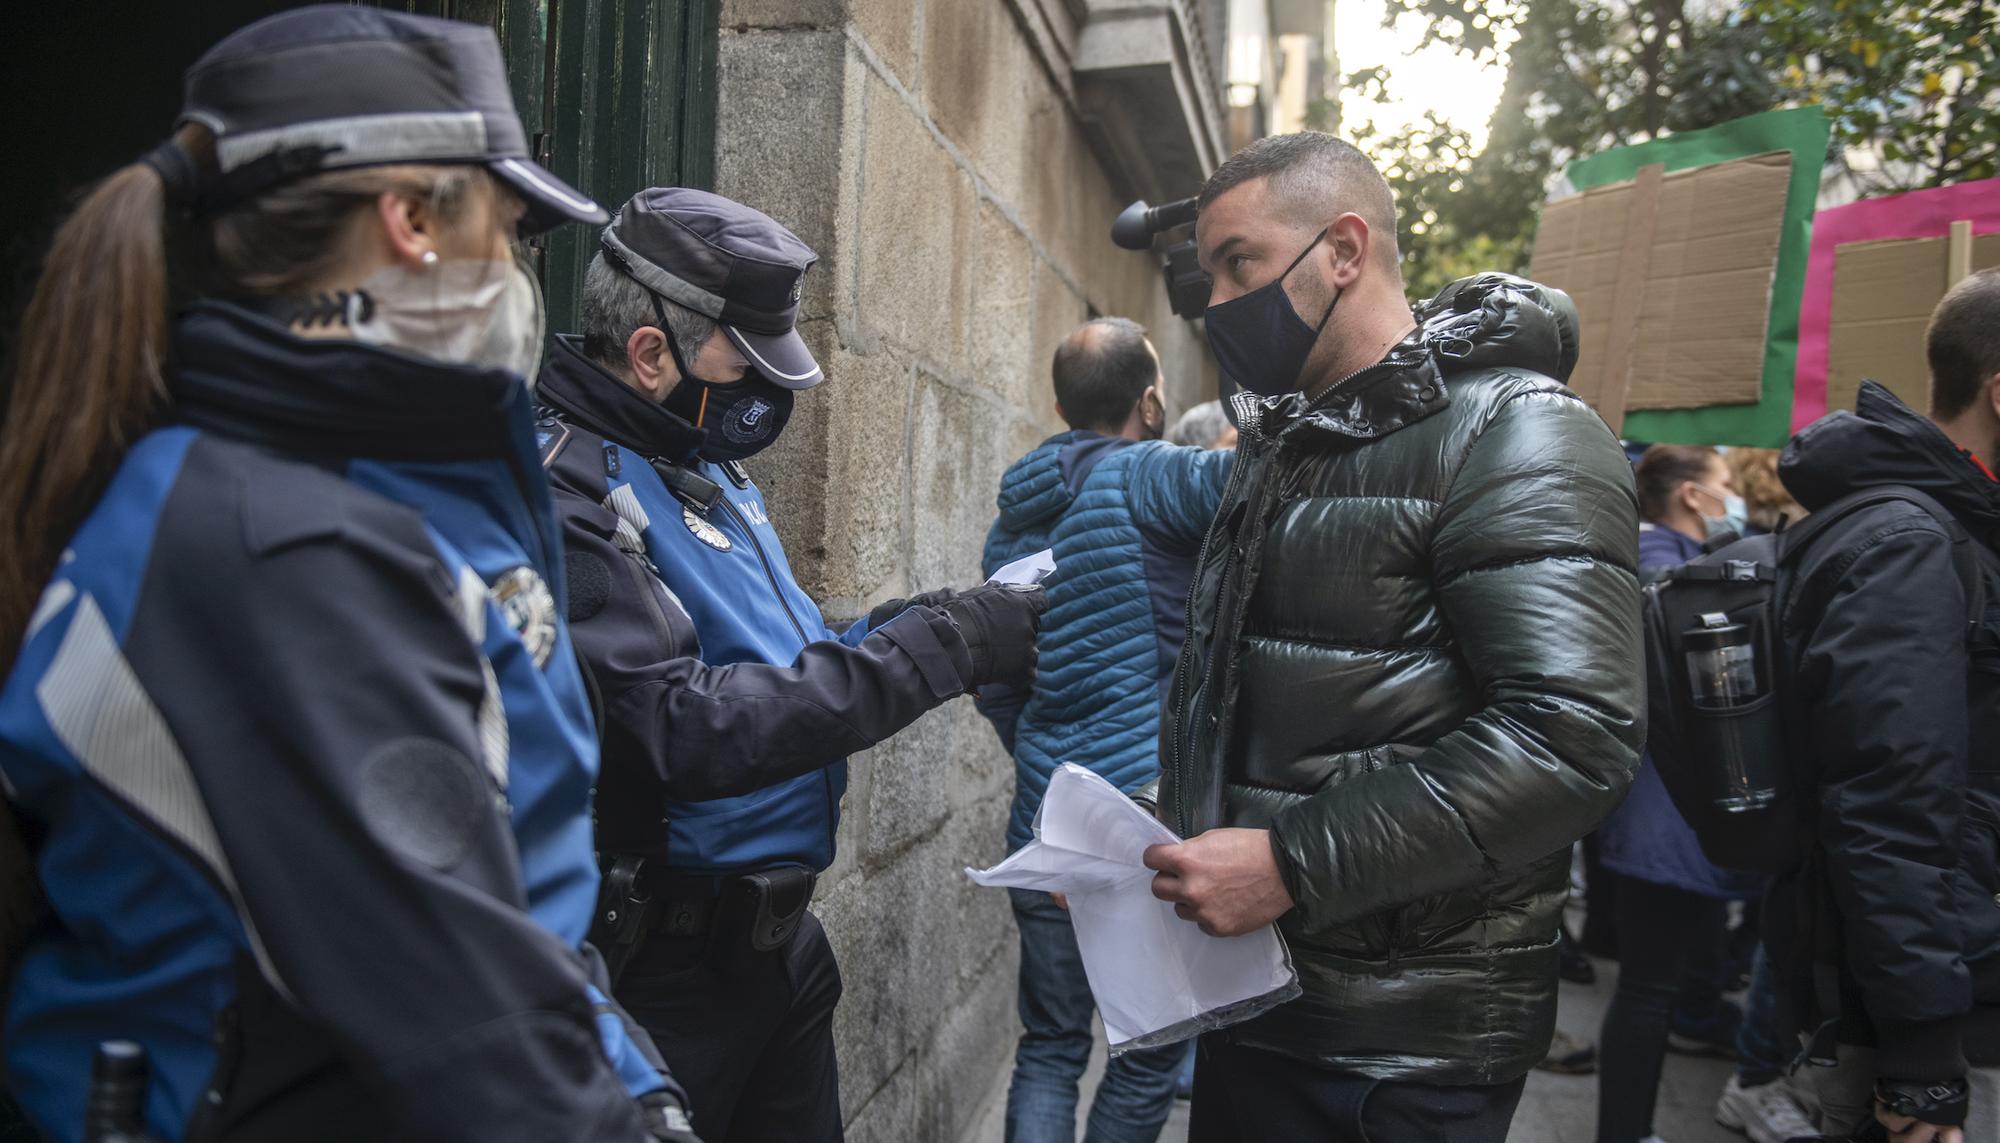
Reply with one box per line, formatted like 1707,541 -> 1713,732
711,2 -> 1219,1138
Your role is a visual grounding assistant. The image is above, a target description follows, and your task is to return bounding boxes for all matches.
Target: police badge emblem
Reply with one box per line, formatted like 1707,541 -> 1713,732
683,504 -> 732,551
490,566 -> 559,668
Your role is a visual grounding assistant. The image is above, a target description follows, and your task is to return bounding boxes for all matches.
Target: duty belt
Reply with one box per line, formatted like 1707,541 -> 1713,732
593,857 -> 816,986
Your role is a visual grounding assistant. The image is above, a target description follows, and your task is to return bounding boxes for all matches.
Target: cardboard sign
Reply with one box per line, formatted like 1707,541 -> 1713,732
1534,107 -> 1830,447
1824,234 -> 2000,414
1793,178 -> 2000,430
1531,153 -> 1792,431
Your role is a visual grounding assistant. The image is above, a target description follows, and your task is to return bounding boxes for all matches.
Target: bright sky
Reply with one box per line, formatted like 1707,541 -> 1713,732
1333,0 -> 1513,155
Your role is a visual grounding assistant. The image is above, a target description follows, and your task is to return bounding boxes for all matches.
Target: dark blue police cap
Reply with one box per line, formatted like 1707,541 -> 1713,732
177,5 -> 604,234
601,188 -> 823,390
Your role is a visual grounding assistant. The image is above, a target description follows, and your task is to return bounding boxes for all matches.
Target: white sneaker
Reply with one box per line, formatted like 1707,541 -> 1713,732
1715,1073 -> 1817,1143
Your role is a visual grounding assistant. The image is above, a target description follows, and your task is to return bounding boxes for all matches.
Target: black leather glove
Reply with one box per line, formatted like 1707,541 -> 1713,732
1875,1077 -> 1969,1129
637,1089 -> 703,1143
866,588 -> 959,632
941,584 -> 1047,688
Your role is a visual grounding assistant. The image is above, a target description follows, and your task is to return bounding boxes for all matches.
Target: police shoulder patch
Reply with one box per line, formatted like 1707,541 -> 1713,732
490,566 -> 560,668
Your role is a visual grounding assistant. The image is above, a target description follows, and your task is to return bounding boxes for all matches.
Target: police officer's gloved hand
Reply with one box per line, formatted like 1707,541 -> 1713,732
941,584 -> 1048,688
637,1089 -> 703,1143
866,588 -> 959,632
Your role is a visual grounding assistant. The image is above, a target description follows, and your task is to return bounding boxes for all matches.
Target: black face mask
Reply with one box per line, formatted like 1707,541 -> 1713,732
1202,229 -> 1339,398
653,296 -> 794,463
661,371 -> 793,463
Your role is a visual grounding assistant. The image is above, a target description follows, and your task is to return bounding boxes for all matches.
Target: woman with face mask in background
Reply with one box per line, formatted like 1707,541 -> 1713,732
0,8 -> 699,1142
1588,445 -> 1783,1143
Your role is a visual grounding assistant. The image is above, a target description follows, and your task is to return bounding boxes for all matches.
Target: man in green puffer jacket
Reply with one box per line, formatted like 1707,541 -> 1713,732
1144,132 -> 1642,1142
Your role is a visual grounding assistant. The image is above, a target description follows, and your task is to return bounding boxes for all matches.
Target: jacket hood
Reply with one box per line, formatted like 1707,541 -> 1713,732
1415,272 -> 1580,384
994,431 -> 1137,530
1782,380 -> 2000,546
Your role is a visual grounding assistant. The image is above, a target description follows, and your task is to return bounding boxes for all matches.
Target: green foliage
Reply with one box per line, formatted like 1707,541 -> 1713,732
1743,0 -> 2000,191
1357,0 -> 1994,291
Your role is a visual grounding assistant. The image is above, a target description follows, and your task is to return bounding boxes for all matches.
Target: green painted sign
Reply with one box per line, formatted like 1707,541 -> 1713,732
1563,106 -> 1830,447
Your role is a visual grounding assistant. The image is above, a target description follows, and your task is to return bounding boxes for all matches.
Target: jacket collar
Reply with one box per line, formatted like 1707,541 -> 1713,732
1253,331 -> 1445,445
168,300 -> 529,461
1251,273 -> 1583,447
535,335 -> 705,464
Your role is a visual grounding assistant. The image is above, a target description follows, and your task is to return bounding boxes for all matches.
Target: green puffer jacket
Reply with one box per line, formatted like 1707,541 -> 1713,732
1160,273 -> 1642,1084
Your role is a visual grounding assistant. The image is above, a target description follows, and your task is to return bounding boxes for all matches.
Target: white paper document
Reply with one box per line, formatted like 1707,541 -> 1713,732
986,548 -> 1057,586
966,765 -> 1301,1052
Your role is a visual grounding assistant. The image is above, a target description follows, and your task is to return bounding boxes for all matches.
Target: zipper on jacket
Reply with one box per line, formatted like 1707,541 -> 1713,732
1166,397 -> 1263,837
712,494 -> 836,855
1165,352 -> 1429,836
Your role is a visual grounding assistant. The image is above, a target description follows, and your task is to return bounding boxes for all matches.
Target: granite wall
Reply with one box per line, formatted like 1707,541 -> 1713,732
710,2 -> 1218,1137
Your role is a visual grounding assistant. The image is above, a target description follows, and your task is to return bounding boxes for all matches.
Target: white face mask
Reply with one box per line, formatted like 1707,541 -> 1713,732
348,256 -> 546,385
1693,482 -> 1748,539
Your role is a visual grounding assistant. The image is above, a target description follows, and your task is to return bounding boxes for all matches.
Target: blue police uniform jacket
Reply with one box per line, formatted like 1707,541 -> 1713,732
535,337 -> 973,877
981,431 -> 1233,850
0,304 -> 668,1142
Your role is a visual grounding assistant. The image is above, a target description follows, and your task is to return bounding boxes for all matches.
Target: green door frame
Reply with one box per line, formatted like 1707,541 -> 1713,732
378,0 -> 718,334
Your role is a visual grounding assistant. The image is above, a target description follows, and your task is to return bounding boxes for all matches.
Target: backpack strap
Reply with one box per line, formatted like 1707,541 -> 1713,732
1777,485 -> 1983,637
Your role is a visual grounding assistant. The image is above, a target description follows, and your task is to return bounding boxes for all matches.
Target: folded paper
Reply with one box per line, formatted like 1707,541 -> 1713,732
966,764 -> 1301,1052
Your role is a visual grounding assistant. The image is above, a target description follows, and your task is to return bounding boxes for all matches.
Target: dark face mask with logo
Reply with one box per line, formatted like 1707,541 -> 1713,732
654,299 -> 794,463
1202,228 -> 1340,398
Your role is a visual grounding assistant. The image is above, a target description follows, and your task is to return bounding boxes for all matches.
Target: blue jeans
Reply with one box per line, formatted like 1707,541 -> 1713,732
1004,889 -> 1182,1143
1735,943 -> 1785,1086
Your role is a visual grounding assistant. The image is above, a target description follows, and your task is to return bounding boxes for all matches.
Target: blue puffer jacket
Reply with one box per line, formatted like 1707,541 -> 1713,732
1598,523 -> 1762,899
982,431 -> 1233,850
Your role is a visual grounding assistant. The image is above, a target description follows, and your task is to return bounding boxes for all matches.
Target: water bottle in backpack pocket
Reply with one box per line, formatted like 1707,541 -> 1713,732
1679,612 -> 1785,813
1642,538 -> 1799,872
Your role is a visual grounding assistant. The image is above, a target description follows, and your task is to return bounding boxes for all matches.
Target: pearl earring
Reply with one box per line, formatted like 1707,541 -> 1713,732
420,250 -> 439,267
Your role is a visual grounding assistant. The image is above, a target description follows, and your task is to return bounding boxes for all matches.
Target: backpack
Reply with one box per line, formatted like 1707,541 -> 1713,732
1641,486 -> 1988,873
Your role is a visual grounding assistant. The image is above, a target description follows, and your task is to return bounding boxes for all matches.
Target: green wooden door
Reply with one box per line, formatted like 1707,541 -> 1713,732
375,0 -> 718,334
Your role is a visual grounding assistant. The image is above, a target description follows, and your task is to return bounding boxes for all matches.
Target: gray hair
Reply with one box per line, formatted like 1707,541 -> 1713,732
580,251 -> 717,376
1168,400 -> 1232,448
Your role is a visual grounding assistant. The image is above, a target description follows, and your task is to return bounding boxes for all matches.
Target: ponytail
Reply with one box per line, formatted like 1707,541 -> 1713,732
0,141 -> 186,676
0,129 -> 200,980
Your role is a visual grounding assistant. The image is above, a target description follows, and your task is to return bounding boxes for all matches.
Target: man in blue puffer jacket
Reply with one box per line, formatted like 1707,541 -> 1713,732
981,318 -> 1233,1143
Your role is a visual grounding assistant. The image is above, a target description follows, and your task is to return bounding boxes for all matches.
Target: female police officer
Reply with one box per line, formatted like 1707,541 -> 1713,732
0,8 -> 695,1141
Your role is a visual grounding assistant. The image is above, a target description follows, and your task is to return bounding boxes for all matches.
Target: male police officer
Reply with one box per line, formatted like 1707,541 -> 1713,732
535,188 -> 1046,1142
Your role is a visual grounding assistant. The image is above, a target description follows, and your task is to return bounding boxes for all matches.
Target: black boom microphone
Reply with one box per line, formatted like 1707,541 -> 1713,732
1111,197 -> 1201,251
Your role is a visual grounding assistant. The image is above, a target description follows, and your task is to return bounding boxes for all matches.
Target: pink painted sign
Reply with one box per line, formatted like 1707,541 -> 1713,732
1794,178 -> 2000,431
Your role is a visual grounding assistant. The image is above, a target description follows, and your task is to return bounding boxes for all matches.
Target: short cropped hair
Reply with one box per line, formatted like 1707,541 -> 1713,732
1927,268 -> 2000,419
1053,318 -> 1156,432
580,251 -> 716,377
1635,444 -> 1720,524
1198,132 -> 1400,265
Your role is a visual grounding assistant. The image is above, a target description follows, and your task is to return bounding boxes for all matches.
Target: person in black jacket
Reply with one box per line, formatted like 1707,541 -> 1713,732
1149,133 -> 1640,1143
1772,269 -> 2000,1143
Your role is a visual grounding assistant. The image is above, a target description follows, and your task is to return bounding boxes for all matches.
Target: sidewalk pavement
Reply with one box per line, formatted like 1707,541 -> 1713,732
963,956 -> 1745,1143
